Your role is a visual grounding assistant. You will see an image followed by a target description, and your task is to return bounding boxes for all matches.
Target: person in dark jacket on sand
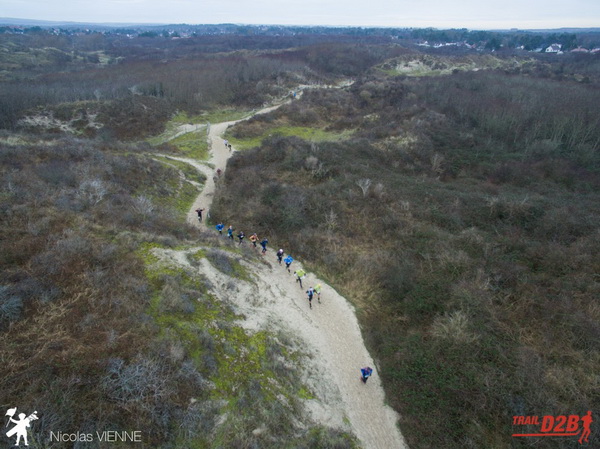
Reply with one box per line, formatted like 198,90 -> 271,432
260,238 -> 268,254
360,366 -> 373,384
306,287 -> 314,309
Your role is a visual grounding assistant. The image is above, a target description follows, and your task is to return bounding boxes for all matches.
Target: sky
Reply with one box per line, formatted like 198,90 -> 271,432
2,0 -> 600,29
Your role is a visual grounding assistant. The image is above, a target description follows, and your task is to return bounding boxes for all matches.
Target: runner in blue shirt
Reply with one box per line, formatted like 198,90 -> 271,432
284,255 -> 293,273
360,366 -> 373,384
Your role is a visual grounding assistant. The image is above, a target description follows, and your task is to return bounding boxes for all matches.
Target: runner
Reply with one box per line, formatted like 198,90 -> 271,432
315,283 -> 322,303
216,223 -> 224,235
306,287 -> 314,309
360,366 -> 373,384
294,269 -> 306,288
237,231 -> 245,245
276,249 -> 284,265
249,233 -> 258,248
227,225 -> 234,240
195,208 -> 205,222
260,238 -> 268,254
284,255 -> 293,273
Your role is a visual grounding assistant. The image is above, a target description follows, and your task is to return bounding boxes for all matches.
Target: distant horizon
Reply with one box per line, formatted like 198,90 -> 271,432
2,16 -> 600,33
1,0 -> 599,31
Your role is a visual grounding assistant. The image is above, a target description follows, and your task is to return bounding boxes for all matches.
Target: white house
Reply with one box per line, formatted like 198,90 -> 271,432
545,44 -> 562,53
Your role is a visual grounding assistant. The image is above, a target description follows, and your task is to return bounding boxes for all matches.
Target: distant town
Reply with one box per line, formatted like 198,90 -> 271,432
2,19 -> 600,54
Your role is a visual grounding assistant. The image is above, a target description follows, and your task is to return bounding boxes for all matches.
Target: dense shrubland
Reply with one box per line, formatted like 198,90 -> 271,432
0,136 -> 194,444
212,70 -> 600,448
0,30 -> 405,130
0,54 -> 306,130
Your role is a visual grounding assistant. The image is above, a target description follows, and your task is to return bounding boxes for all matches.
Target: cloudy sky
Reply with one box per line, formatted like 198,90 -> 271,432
2,0 -> 600,29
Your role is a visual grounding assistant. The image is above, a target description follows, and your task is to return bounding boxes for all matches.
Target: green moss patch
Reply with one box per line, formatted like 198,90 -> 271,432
155,155 -> 207,184
226,126 -> 354,150
168,130 -> 210,160
205,249 -> 252,281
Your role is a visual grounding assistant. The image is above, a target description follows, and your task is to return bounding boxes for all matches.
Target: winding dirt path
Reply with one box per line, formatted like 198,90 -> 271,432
170,100 -> 408,449
181,104 -> 283,228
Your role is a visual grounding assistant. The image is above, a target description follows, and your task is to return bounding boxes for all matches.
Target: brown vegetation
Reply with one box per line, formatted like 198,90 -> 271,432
212,70 -> 600,448
0,136 -> 199,444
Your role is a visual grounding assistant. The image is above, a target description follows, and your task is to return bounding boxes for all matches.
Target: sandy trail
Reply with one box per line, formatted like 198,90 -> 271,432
166,104 -> 282,228
168,99 -> 408,449
251,259 -> 408,449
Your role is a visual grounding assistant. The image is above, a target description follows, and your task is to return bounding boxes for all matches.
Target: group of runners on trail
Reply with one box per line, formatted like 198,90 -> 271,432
212,220 -> 326,310
216,224 -> 270,253
213,219 -> 376,384
294,270 -> 322,309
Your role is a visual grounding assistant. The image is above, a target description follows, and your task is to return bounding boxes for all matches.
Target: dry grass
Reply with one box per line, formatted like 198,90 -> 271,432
430,311 -> 479,344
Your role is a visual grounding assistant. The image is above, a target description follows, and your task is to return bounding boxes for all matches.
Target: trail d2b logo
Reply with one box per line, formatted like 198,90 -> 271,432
512,411 -> 593,445
4,408 -> 38,447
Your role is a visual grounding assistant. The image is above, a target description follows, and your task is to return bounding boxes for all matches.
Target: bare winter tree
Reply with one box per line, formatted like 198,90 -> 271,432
324,209 -> 338,232
77,179 -> 107,206
132,195 -> 155,217
373,182 -> 385,199
430,153 -> 445,176
356,178 -> 372,197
